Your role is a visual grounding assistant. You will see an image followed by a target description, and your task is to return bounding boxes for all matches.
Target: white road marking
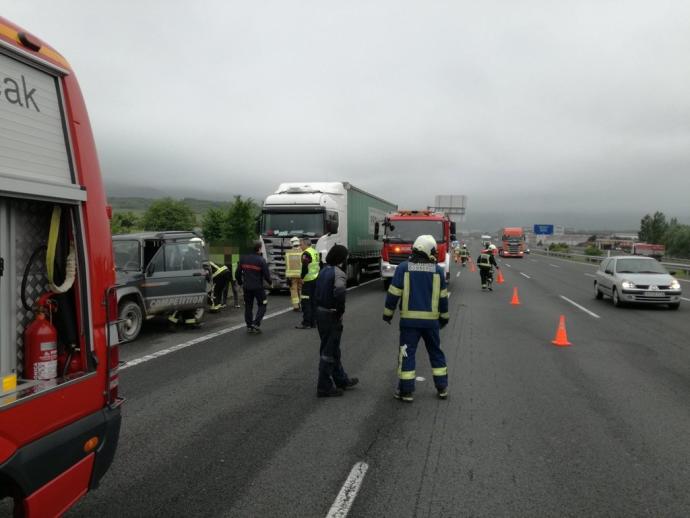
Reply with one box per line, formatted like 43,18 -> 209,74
123,279 -> 379,371
549,264 -> 561,268
584,273 -> 597,278
456,272 -> 461,277
326,462 -> 369,518
415,376 -> 426,382
505,263 -> 512,268
520,272 -> 531,279
681,297 -> 690,302
559,295 -> 600,319
530,259 -> 538,263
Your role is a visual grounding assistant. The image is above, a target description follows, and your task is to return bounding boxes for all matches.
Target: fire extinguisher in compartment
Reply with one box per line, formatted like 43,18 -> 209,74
24,294 -> 58,381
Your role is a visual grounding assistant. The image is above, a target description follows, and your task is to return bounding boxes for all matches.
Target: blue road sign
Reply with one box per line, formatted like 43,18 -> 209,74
533,224 -> 554,235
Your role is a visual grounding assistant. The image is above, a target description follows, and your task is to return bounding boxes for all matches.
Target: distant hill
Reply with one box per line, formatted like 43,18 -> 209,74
108,197 -> 232,216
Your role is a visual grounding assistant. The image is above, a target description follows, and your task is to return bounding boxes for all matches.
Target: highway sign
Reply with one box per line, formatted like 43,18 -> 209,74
534,224 -> 554,235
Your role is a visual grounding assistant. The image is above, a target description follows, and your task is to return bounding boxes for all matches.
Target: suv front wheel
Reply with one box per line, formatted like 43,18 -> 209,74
118,300 -> 143,342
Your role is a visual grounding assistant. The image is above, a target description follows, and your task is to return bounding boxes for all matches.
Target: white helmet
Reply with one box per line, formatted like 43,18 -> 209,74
488,244 -> 497,250
412,235 -> 438,260
290,236 -> 300,246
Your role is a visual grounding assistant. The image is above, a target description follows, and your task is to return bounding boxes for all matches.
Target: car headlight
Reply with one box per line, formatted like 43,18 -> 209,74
670,279 -> 681,290
621,280 -> 636,289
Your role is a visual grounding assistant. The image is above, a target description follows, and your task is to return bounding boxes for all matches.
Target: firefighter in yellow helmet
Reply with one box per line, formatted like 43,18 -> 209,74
285,236 -> 303,311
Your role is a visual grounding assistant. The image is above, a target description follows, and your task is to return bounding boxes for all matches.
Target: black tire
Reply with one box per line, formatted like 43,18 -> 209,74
383,278 -> 391,291
612,287 -> 623,307
594,282 -> 603,300
118,300 -> 143,342
668,303 -> 680,310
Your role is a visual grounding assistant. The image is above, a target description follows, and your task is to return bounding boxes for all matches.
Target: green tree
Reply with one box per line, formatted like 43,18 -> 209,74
226,196 -> 259,252
110,211 -> 141,234
639,211 -> 668,244
201,208 -> 228,243
142,198 -> 196,231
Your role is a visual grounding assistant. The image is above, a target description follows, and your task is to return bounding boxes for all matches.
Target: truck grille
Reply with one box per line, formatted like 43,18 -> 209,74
389,253 -> 409,265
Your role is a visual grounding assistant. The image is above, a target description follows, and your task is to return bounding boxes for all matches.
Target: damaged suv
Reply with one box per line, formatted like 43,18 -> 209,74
113,231 -> 210,341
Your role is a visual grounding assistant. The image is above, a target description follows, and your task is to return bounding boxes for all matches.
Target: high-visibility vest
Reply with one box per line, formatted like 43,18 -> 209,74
304,247 -> 320,282
478,252 -> 492,267
285,249 -> 302,278
210,261 -> 228,278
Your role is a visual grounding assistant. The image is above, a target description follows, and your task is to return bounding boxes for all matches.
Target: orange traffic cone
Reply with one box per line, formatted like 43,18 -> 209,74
551,315 -> 572,347
496,269 -> 505,284
510,287 -> 520,305
470,261 -> 476,273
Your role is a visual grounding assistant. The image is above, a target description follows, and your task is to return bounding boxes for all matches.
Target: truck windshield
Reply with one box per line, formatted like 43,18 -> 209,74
503,235 -> 524,242
386,220 -> 444,242
615,258 -> 667,274
113,240 -> 141,271
262,212 -> 324,237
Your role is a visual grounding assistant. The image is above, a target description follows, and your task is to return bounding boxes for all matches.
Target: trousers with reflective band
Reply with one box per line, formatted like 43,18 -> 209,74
397,326 -> 447,393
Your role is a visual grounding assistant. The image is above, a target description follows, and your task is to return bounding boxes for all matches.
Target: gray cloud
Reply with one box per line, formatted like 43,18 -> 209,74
5,0 -> 690,228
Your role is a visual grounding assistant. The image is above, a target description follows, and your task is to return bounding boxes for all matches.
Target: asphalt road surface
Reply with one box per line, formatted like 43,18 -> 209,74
69,245 -> 690,517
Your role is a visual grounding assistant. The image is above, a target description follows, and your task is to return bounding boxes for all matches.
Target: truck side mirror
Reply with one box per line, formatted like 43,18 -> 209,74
374,222 -> 380,241
450,222 -> 457,237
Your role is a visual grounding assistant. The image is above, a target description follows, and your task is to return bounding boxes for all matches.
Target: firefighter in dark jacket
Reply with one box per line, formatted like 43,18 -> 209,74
235,241 -> 271,333
295,238 -> 320,329
383,235 -> 450,403
209,261 -> 232,312
314,245 -> 359,397
477,244 -> 499,290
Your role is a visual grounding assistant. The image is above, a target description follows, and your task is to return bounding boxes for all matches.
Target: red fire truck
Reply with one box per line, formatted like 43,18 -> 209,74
500,227 -> 526,257
0,18 -> 122,516
378,210 -> 456,289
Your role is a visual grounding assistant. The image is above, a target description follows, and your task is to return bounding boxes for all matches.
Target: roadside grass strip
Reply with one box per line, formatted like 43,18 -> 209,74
326,462 -> 369,518
559,295 -> 601,319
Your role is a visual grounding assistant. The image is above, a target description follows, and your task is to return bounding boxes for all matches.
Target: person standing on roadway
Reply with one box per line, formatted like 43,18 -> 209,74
382,235 -> 450,403
236,241 -> 271,333
295,238 -> 320,329
477,244 -> 499,290
208,261 -> 231,312
285,236 -> 303,312
314,245 -> 359,397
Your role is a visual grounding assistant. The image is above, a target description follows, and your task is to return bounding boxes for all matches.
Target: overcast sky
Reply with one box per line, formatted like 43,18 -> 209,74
5,1 -> 690,227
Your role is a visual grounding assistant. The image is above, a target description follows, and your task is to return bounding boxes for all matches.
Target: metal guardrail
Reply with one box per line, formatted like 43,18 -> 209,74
532,250 -> 690,276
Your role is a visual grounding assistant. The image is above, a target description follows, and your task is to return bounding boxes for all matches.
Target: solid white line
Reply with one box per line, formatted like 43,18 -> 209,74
549,264 -> 561,268
121,278 -> 379,371
326,462 -> 369,518
346,278 -> 379,291
520,272 -> 531,279
559,295 -> 600,319
448,291 -> 452,300
681,297 -> 690,302
584,273 -> 597,278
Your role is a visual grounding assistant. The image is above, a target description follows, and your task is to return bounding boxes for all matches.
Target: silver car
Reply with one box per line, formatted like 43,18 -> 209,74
594,256 -> 682,309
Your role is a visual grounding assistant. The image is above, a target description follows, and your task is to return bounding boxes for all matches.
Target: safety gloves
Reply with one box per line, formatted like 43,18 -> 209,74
439,318 -> 449,329
382,314 -> 392,325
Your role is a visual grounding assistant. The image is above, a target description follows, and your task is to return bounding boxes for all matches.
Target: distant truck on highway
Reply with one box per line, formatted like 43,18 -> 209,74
378,210 -> 456,289
259,182 -> 397,288
632,243 -> 665,260
499,227 -> 526,257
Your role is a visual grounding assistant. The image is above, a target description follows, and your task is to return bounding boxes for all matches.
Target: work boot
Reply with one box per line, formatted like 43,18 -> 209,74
437,387 -> 449,400
393,391 -> 414,403
337,377 -> 359,390
317,387 -> 344,398
488,286 -> 493,291
252,326 -> 262,334
247,326 -> 257,334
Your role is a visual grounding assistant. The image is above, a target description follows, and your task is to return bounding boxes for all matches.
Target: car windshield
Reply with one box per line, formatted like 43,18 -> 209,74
262,212 -> 324,237
113,240 -> 141,271
615,258 -> 667,274
385,220 -> 444,242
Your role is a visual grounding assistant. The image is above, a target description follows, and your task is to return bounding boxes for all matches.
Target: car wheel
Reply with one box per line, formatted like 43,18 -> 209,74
594,282 -> 603,300
353,264 -> 362,286
668,303 -> 680,310
612,287 -> 623,307
118,300 -> 143,342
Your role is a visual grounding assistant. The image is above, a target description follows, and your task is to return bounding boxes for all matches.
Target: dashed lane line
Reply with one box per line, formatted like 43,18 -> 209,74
681,297 -> 690,302
530,259 -> 538,262
549,264 -> 561,268
326,462 -> 369,518
520,272 -> 531,279
505,263 -> 512,268
584,273 -> 597,278
123,279 -> 379,371
559,295 -> 601,319
456,272 -> 461,277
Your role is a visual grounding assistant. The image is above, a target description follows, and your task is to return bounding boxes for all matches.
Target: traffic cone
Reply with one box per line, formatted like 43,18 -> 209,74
551,315 -> 572,347
496,269 -> 505,284
470,261 -> 476,273
510,287 -> 520,305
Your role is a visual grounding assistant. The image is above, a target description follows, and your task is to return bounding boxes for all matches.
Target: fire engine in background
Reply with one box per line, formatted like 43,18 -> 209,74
378,210 -> 456,289
499,227 -> 526,257
0,18 -> 122,517
632,243 -> 665,260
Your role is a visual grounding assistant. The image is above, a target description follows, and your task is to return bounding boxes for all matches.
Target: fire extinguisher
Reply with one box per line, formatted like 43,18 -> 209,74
23,292 -> 59,381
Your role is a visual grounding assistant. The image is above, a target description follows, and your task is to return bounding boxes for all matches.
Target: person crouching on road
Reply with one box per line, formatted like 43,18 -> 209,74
296,238 -> 320,329
236,241 -> 271,333
285,236 -> 303,311
477,244 -> 499,290
315,245 -> 358,397
383,235 -> 450,403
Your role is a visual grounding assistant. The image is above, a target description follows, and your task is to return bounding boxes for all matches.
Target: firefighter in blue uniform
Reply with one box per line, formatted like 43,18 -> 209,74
382,235 -> 450,402
235,241 -> 271,333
